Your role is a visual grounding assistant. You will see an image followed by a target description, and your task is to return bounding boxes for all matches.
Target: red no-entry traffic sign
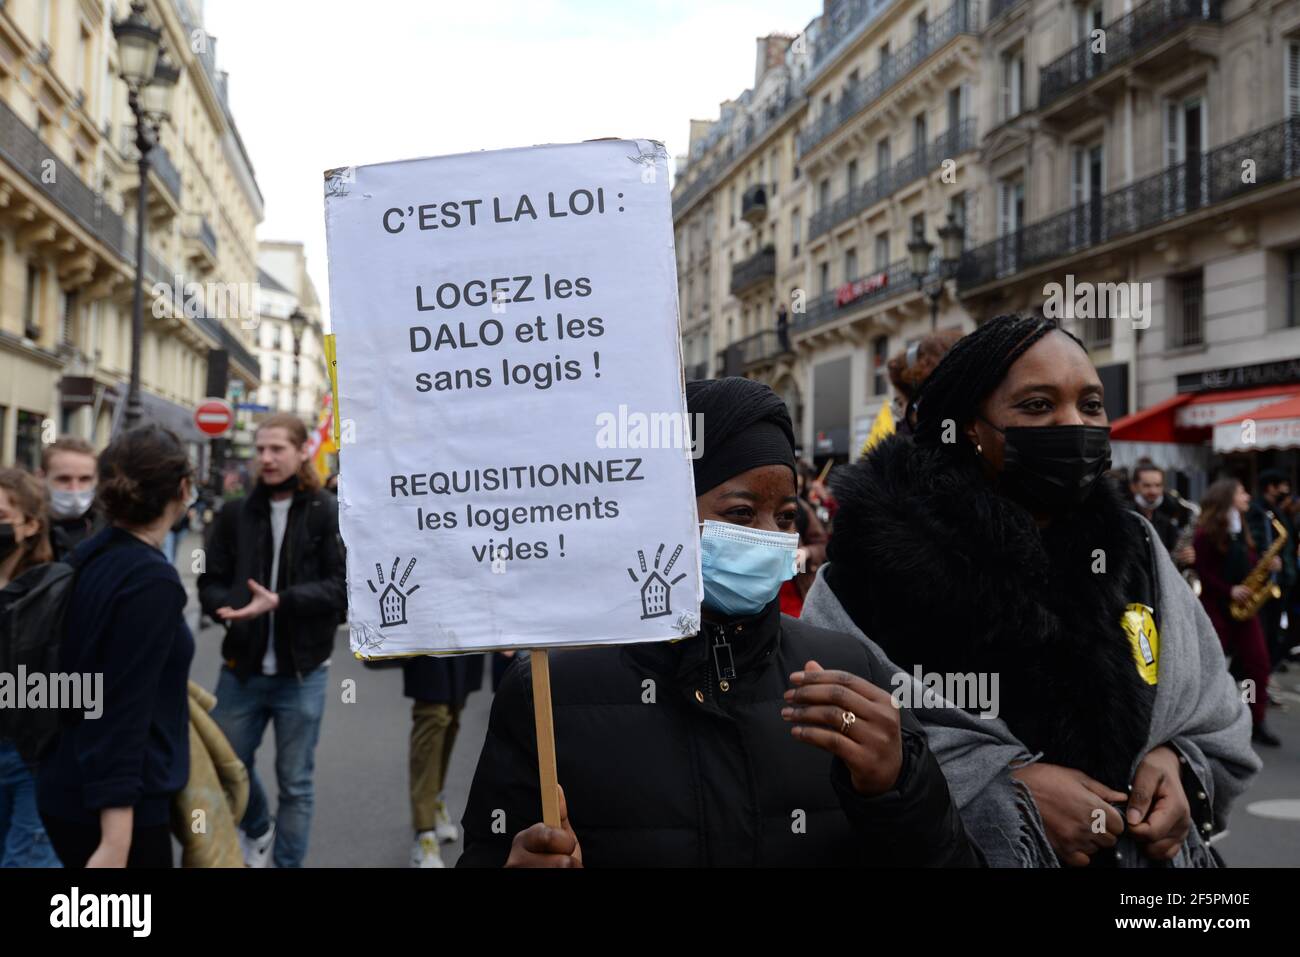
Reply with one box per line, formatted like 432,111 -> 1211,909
194,397 -> 234,437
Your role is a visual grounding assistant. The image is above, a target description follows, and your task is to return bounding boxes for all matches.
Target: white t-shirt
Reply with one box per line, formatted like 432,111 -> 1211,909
263,497 -> 293,675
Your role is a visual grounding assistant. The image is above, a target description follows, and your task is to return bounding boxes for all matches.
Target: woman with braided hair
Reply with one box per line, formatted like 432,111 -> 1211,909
801,314 -> 1260,867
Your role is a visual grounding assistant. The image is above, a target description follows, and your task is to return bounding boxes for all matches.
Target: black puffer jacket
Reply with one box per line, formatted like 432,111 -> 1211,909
458,600 -> 982,867
198,483 -> 346,680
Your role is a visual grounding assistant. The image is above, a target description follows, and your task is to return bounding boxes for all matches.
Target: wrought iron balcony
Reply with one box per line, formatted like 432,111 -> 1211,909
799,1 -> 978,157
809,118 -> 976,241
0,95 -> 137,263
1038,0 -> 1221,111
793,258 -> 919,334
199,217 -> 218,257
957,117 -> 1300,291
150,144 -> 182,204
730,245 -> 777,296
814,0 -> 892,71
737,329 -> 791,367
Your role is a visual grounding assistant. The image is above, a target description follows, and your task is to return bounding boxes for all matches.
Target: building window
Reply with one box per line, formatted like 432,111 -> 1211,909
876,137 -> 891,175
23,265 -> 43,340
819,261 -> 830,296
872,335 -> 889,396
1001,48 -> 1024,120
846,158 -> 858,196
844,247 -> 857,282
818,177 -> 831,210
1287,40 -> 1300,116
16,411 -> 43,472
910,213 -> 927,243
1171,272 -> 1205,347
60,290 -> 78,347
1287,250 -> 1300,327
948,192 -> 967,244
875,231 -> 890,271
270,356 -> 281,381
913,113 -> 927,152
791,209 -> 802,257
998,178 -> 1024,235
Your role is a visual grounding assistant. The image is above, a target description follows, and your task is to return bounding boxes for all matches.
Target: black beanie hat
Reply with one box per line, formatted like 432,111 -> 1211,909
686,377 -> 797,495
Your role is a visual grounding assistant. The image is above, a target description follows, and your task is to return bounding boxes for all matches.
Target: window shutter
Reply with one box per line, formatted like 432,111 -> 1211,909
1287,41 -> 1300,117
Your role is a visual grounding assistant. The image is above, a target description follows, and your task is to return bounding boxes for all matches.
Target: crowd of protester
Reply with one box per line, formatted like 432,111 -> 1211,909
0,313 -> 1292,869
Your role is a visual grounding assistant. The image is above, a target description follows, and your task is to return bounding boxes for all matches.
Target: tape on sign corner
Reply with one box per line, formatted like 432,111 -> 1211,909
324,333 -> 340,444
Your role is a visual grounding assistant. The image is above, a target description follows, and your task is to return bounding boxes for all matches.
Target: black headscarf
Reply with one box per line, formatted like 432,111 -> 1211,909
686,377 -> 797,495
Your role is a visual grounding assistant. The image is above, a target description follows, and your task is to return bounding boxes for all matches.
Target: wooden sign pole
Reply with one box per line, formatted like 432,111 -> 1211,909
530,649 -> 561,828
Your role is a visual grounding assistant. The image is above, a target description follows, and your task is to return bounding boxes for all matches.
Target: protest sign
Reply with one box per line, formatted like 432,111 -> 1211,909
324,140 -> 702,659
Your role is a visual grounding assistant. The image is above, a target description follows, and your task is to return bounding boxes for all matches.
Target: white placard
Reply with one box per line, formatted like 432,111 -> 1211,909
324,140 -> 702,656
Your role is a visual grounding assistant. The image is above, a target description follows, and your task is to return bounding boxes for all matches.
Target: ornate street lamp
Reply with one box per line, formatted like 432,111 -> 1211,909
909,214 -> 966,331
289,307 -> 308,417
114,2 -> 176,429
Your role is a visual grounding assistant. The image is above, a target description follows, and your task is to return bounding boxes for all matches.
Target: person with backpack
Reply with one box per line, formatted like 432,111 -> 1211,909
0,468 -> 62,867
198,414 -> 347,868
35,426 -> 196,868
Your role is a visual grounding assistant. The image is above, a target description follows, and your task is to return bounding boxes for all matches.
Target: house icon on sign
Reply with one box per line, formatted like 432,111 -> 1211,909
639,571 -> 670,619
379,582 -> 408,627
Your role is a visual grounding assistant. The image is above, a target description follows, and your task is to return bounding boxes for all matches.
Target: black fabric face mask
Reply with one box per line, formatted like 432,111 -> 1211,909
981,420 -> 1113,512
0,523 -> 18,564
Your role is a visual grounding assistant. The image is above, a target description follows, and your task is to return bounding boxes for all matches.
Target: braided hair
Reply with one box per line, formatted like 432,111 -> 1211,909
912,314 -> 1087,452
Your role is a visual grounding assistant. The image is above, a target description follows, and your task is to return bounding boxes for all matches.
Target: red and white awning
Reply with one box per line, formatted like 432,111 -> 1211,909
1214,395 -> 1300,452
1175,386 -> 1300,429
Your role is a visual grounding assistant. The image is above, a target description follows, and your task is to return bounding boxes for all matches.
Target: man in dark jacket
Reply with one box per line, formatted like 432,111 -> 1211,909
40,436 -> 104,561
1128,460 -> 1195,568
198,415 -> 346,867
458,378 -> 980,867
1246,469 -> 1296,670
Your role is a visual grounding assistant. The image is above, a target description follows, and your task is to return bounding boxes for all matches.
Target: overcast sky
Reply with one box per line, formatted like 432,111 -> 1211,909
202,0 -> 818,327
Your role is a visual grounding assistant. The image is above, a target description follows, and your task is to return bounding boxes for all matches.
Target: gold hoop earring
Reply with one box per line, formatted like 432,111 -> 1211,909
976,443 -> 983,455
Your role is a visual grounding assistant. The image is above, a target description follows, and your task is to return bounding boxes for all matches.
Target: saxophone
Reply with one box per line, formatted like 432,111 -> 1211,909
1229,515 -> 1288,622
1171,492 -> 1200,596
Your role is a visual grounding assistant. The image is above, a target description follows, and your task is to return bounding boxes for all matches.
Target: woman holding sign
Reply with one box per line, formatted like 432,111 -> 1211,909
458,377 -> 981,867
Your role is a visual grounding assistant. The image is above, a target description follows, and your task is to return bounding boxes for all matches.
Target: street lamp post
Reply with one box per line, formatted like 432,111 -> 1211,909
908,214 -> 966,331
113,2 -> 176,430
289,307 -> 308,418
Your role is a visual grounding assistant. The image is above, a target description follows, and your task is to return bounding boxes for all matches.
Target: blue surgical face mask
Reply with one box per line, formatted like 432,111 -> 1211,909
699,520 -> 799,618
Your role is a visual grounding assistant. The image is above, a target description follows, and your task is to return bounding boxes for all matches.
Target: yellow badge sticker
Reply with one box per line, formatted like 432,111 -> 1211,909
1121,603 -> 1159,685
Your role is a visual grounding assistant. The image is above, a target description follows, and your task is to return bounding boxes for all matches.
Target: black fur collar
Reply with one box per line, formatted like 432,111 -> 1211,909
825,434 -> 1153,789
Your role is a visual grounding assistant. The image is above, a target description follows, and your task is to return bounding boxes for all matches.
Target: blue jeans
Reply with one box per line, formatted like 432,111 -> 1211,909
0,742 -> 61,867
211,666 -> 328,868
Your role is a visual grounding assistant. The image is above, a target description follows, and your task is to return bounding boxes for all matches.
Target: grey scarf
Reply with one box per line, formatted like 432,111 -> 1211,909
800,515 -> 1261,867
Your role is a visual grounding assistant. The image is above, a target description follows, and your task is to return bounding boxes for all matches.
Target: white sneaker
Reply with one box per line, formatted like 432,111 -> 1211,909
434,800 -> 459,844
410,831 -> 445,868
240,822 -> 275,868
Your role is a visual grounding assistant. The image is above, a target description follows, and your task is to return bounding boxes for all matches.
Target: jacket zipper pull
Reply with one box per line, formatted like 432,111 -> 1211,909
712,632 -> 736,685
